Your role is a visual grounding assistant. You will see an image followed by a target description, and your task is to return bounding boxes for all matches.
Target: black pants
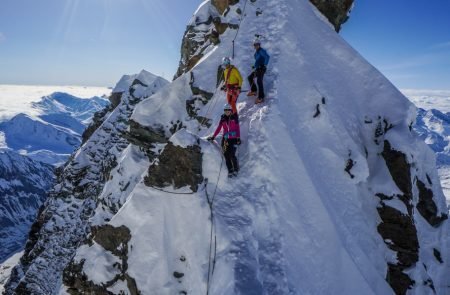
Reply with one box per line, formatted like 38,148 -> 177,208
248,67 -> 266,99
222,138 -> 239,173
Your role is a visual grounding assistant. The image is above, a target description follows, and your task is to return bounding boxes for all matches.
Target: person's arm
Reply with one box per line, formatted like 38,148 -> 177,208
212,120 -> 223,138
263,49 -> 270,66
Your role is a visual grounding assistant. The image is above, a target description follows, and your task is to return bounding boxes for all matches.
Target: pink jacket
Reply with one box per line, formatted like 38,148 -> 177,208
213,114 -> 240,140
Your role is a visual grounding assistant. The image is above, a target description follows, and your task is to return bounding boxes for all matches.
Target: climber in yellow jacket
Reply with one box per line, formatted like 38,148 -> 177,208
221,57 -> 243,114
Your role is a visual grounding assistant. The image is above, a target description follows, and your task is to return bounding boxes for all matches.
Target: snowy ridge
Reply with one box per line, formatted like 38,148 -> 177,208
4,1 -> 450,295
3,73 -> 168,293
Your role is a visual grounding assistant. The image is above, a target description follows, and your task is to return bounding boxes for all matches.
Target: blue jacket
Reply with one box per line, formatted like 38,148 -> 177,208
254,48 -> 270,69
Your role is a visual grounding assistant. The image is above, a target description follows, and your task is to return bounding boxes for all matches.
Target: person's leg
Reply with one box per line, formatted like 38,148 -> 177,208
256,68 -> 265,99
247,71 -> 257,93
222,140 -> 233,173
229,143 -> 239,173
231,89 -> 239,114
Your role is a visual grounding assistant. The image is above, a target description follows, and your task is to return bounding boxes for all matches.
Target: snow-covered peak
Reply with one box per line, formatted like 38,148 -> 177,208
5,1 -> 449,294
112,70 -> 168,94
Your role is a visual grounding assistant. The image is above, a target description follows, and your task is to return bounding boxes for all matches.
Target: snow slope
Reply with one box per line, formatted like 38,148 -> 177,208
5,1 -> 449,294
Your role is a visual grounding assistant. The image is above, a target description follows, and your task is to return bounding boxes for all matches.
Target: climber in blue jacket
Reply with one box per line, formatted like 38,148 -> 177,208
247,39 -> 270,104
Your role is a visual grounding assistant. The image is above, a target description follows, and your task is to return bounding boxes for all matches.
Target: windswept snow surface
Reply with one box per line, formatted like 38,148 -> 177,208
69,0 -> 448,295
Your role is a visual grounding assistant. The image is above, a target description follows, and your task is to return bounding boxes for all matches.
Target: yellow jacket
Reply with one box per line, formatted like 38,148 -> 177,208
224,66 -> 243,87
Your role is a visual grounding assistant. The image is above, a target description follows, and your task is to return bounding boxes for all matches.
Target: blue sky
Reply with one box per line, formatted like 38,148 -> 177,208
0,0 -> 449,90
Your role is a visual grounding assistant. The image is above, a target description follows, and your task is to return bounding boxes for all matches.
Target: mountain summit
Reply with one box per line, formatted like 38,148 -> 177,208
5,1 -> 449,294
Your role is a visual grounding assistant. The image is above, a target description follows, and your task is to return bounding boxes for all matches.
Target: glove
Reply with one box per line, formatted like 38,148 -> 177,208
236,138 -> 241,145
237,86 -> 241,91
207,136 -> 215,142
220,85 -> 226,91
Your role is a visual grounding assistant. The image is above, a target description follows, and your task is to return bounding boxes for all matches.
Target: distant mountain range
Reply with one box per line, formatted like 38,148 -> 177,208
0,87 -> 110,264
0,92 -> 109,166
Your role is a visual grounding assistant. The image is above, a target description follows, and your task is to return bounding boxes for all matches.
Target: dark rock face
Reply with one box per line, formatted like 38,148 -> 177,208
381,141 -> 412,199
63,225 -> 140,295
376,204 -> 419,268
386,264 -> 415,295
186,72 -> 214,127
416,179 -> 448,227
174,1 -> 240,79
309,0 -> 354,32
128,120 -> 167,147
144,142 -> 203,192
377,140 -> 418,294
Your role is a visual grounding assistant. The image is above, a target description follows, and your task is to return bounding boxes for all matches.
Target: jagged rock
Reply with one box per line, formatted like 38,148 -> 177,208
386,264 -> 415,295
127,120 -> 167,147
173,271 -> 184,279
382,140 -> 412,200
174,1 -> 240,79
109,92 -> 123,109
416,180 -> 448,227
377,204 -> 419,268
433,248 -> 443,264
92,225 -> 131,257
309,0 -> 353,32
63,225 -> 140,295
82,106 -> 113,144
144,142 -> 203,192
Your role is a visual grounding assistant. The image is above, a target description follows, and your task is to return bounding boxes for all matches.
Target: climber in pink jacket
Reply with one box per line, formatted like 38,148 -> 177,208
207,104 -> 241,178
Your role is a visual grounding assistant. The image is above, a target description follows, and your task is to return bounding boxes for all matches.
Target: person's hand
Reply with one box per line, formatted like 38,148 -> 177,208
220,85 -> 226,91
237,86 -> 241,91
236,138 -> 241,145
207,136 -> 215,142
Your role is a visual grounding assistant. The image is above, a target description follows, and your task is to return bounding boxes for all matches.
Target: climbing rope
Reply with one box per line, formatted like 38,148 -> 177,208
205,155 -> 224,295
147,182 -> 207,195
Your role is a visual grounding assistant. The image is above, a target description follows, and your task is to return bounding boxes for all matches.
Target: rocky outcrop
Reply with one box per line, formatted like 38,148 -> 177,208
174,1 -> 240,79
63,225 -> 140,295
375,139 -> 447,294
4,81 -> 160,294
309,0 -> 354,32
416,179 -> 448,227
144,142 -> 203,192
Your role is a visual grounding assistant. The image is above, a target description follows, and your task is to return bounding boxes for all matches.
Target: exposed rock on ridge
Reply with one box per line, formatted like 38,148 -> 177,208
309,0 -> 354,32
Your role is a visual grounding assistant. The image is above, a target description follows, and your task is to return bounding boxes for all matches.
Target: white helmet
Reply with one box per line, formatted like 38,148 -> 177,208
224,103 -> 232,111
222,57 -> 231,66
253,38 -> 261,46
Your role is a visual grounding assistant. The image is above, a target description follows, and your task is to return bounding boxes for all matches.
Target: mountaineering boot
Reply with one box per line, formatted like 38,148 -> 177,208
228,172 -> 234,178
247,91 -> 257,97
232,171 -> 238,177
